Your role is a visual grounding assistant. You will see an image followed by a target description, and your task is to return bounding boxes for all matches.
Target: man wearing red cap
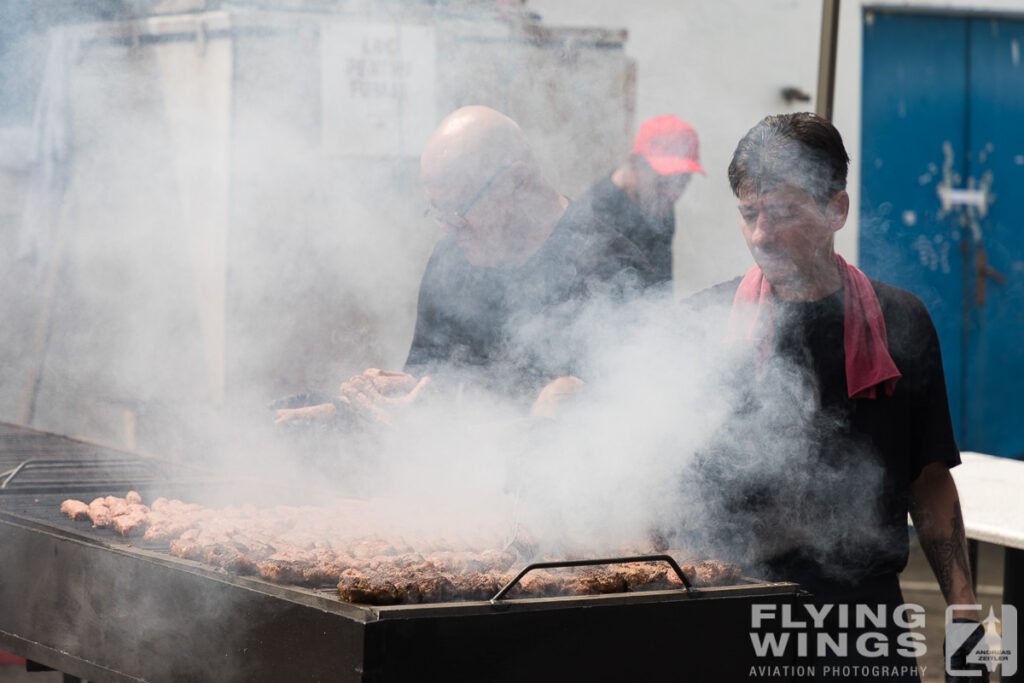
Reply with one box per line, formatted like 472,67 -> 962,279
574,114 -> 704,287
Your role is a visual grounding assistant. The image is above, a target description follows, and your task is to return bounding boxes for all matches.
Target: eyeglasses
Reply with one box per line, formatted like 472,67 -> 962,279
424,164 -> 512,228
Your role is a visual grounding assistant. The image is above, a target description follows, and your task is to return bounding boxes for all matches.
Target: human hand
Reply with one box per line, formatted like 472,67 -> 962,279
529,376 -> 584,420
339,368 -> 431,426
339,368 -> 423,399
273,402 -> 339,425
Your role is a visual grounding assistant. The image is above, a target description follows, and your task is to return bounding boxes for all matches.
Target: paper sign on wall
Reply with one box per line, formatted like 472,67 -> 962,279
321,22 -> 437,157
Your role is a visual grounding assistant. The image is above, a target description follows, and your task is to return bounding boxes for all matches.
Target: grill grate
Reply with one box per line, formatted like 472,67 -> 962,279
0,422 -> 169,494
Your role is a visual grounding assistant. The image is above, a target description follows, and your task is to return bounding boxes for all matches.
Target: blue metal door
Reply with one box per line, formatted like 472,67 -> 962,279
861,11 -> 1024,459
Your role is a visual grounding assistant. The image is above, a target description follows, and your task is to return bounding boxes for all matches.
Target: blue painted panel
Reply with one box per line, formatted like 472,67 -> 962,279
860,12 -> 969,442
967,18 -> 1024,458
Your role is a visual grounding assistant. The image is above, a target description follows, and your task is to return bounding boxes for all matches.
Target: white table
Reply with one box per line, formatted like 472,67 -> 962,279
952,452 -> 1024,679
951,451 -> 1023,683
954,452 -> 1024,552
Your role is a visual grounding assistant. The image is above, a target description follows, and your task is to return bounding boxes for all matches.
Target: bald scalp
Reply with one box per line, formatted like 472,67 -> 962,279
420,106 -> 536,194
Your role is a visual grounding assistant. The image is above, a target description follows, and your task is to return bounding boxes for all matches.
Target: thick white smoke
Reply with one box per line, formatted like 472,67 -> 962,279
0,2 -> 886,582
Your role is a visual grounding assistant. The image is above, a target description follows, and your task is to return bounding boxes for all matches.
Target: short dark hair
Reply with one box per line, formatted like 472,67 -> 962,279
727,112 -> 850,208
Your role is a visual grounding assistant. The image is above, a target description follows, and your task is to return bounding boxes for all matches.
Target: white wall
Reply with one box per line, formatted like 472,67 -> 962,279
0,10 -> 642,451
529,0 -> 825,297
530,0 -> 1024,297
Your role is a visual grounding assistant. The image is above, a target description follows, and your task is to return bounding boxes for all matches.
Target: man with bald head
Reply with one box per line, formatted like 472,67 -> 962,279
274,106 -> 647,425
402,105 -> 651,399
418,105 -> 563,268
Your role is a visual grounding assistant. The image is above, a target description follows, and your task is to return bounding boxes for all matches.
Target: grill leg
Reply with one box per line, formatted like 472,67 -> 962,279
24,661 -> 83,682
1003,547 -> 1023,683
968,539 -> 979,593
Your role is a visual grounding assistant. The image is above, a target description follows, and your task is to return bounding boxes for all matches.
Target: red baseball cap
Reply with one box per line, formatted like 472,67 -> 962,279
632,114 -> 704,176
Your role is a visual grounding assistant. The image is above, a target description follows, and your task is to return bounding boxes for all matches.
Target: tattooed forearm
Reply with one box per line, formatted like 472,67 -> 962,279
919,503 -> 971,600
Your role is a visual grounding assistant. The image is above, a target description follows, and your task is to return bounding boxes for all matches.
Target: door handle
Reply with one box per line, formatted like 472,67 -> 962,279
976,247 -> 1008,307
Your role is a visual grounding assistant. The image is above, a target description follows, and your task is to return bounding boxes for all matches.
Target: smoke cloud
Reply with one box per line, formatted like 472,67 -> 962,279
0,2 -> 887,587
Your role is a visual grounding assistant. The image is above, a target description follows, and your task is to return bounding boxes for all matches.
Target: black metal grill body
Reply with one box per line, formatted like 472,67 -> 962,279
0,424 -> 808,682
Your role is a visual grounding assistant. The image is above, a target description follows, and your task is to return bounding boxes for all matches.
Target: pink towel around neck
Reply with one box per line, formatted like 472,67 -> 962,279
726,254 -> 902,399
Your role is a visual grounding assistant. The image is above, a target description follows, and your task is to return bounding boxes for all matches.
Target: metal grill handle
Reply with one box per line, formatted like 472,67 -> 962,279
490,554 -> 696,605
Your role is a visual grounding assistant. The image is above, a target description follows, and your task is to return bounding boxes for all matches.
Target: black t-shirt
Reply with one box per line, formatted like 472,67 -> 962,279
573,175 -> 675,286
405,199 -> 651,399
684,276 -> 960,592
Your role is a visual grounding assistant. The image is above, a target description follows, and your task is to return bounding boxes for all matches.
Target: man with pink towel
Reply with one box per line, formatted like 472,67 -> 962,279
689,113 -> 986,682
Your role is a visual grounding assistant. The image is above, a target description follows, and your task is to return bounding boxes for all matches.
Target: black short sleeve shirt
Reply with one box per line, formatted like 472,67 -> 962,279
686,277 -> 960,588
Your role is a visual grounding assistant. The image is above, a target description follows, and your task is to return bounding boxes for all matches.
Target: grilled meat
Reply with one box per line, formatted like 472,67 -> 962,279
257,550 -> 318,584
60,499 -> 90,521
621,561 -> 670,589
513,569 -> 562,597
693,559 -> 742,587
111,507 -> 149,537
203,542 -> 258,573
57,495 -> 742,605
574,568 -> 628,594
169,529 -> 203,560
87,498 -> 112,528
337,568 -> 414,605
450,571 -> 503,601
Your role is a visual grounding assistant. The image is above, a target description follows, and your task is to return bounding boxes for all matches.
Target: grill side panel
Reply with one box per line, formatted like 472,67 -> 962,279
0,516 -> 368,683
1,510 -> 809,682
364,591 -> 807,682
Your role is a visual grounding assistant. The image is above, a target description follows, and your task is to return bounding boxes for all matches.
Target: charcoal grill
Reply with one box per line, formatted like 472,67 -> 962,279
0,423 -> 808,682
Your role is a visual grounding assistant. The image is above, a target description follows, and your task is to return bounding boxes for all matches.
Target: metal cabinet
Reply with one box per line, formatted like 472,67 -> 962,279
861,10 -> 1024,459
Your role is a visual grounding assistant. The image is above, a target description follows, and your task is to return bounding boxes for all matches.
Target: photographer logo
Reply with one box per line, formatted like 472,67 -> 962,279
946,605 -> 1017,677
